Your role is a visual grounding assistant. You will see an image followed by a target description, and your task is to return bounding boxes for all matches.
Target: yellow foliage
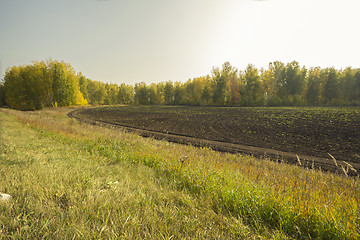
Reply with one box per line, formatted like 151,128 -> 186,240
75,90 -> 88,106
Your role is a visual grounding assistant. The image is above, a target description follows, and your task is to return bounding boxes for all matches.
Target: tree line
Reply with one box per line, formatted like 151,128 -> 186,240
1,60 -> 360,110
0,60 -> 88,110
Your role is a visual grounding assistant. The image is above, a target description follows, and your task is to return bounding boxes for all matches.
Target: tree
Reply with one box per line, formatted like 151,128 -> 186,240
163,81 -> 174,104
260,68 -> 275,105
200,86 -> 211,105
211,62 -> 237,105
285,61 -> 304,95
340,67 -> 357,104
156,82 -> 165,104
242,64 -> 264,106
148,83 -> 159,104
52,61 -> 85,106
78,73 -> 89,102
5,59 -> 360,109
173,83 -> 185,105
181,77 -> 207,105
117,83 -> 133,104
273,61 -> 307,105
323,67 -> 339,105
4,66 -> 24,110
3,60 -> 87,110
4,65 -> 45,110
268,61 -> 286,105
0,83 -> 6,107
227,75 -> 241,105
355,70 -> 360,105
104,84 -> 119,105
306,67 -> 323,105
20,64 -> 45,110
87,80 -> 106,105
134,82 -> 150,105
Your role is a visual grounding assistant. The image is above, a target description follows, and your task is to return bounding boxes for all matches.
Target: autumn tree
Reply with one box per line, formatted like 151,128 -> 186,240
339,67 -> 358,104
0,83 -> 6,107
200,86 -> 211,105
103,84 -> 119,105
134,82 -> 150,105
4,59 -> 359,109
355,70 -> 360,104
4,64 -> 48,110
173,82 -> 185,105
323,68 -> 339,105
78,73 -> 89,102
87,80 -> 106,105
241,64 -> 264,106
163,81 -> 174,104
181,77 -> 207,105
51,61 -> 87,106
155,82 -> 165,104
3,66 -> 26,110
306,67 -> 323,105
283,61 -> 307,105
148,83 -> 160,104
260,68 -> 275,105
268,61 -> 286,105
117,83 -> 133,104
211,62 -> 238,105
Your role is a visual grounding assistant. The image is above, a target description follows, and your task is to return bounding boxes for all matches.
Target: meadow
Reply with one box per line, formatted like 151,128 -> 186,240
0,107 -> 359,239
71,106 -> 360,174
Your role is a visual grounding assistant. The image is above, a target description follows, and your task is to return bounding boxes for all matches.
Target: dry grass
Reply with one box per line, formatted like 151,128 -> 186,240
1,107 -> 359,239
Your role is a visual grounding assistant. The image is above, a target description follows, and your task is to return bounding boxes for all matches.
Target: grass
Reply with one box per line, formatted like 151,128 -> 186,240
0,107 -> 359,239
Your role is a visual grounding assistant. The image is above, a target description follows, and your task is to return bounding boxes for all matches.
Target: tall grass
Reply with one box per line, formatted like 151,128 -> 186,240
1,107 -> 359,239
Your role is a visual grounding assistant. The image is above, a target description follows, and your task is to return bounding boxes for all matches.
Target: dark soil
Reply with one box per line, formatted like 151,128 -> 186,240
69,106 -> 360,175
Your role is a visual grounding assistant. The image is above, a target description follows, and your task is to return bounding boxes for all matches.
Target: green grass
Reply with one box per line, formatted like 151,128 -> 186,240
0,107 -> 359,239
0,109 -> 268,239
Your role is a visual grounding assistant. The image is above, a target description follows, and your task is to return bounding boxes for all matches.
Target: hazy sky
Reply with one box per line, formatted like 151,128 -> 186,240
1,0 -> 359,85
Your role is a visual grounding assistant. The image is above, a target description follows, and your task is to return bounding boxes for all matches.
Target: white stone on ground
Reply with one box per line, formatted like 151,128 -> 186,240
0,193 -> 12,202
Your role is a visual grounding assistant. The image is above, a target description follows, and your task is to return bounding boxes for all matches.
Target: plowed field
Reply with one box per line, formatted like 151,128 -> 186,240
69,106 -> 360,174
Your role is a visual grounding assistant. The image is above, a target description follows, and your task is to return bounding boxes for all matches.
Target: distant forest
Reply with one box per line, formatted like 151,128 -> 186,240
1,59 -> 360,110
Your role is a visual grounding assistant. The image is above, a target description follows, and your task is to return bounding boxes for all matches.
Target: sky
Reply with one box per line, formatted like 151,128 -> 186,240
0,0 -> 359,85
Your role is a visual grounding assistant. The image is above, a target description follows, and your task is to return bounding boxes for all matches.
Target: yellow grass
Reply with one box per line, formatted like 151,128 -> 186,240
1,107 -> 359,239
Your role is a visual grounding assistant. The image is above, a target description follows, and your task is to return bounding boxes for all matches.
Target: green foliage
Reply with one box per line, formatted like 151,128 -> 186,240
0,111 -> 255,239
163,81 -> 174,104
0,83 -> 6,107
4,64 -> 46,110
306,67 -> 323,105
52,62 -> 78,107
134,82 -> 150,105
211,62 -> 238,105
104,84 -> 119,105
2,60 -> 87,110
2,59 -> 359,110
355,70 -> 360,105
241,64 -> 264,106
324,68 -> 340,105
200,86 -> 211,105
148,83 -> 161,104
340,67 -> 358,105
117,83 -> 133,104
86,80 -> 105,105
78,73 -> 89,102
173,83 -> 185,105
2,108 -> 359,239
3,66 -> 25,110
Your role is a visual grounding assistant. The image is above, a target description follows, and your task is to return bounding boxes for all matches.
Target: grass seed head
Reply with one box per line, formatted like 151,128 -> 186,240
328,153 -> 338,167
296,155 -> 301,166
342,161 -> 357,174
